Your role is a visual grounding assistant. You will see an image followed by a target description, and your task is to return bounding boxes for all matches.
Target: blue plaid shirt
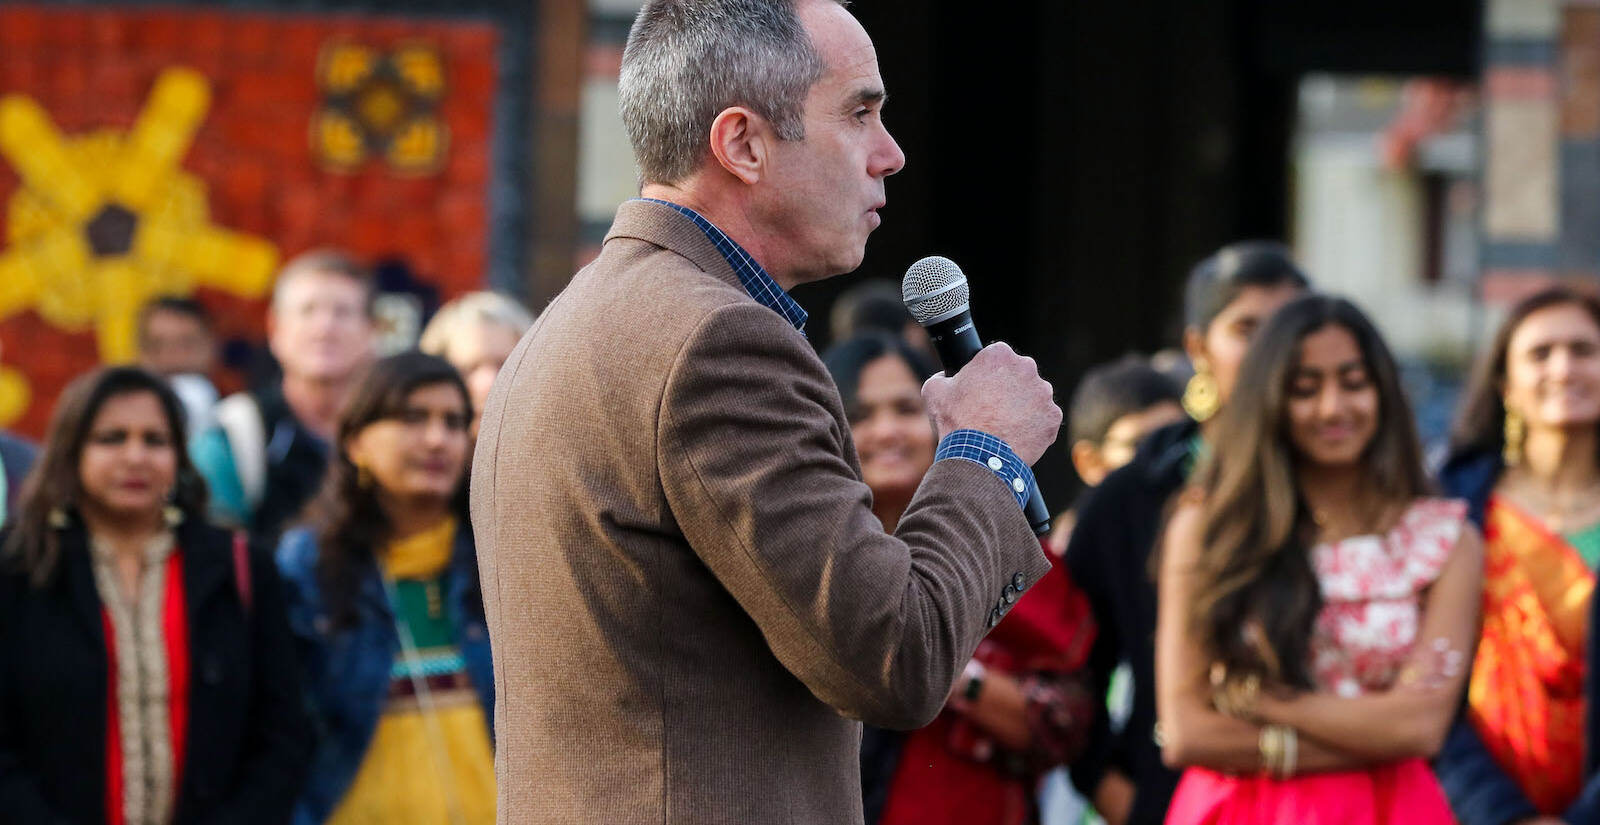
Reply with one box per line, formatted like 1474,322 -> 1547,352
642,198 -> 1036,513
641,198 -> 808,333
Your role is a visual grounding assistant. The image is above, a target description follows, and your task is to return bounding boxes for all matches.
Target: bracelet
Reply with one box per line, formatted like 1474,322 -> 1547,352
1278,725 -> 1297,779
1258,725 -> 1280,777
1258,724 -> 1297,779
961,660 -> 987,703
1209,662 -> 1260,720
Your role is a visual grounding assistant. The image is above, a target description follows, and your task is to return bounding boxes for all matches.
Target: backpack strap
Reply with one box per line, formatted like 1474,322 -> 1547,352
231,531 -> 253,615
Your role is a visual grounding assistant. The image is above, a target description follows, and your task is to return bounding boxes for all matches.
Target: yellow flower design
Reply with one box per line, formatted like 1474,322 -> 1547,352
311,42 -> 449,175
0,66 -> 279,376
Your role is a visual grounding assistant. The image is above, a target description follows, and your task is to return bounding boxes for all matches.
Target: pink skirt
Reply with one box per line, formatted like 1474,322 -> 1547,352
1165,758 -> 1456,825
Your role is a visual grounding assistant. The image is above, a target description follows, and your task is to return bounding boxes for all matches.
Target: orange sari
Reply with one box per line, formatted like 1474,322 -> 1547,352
1467,497 -> 1595,814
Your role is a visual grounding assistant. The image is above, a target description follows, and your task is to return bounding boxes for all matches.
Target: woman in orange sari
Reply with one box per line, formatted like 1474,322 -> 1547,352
1436,286 -> 1600,824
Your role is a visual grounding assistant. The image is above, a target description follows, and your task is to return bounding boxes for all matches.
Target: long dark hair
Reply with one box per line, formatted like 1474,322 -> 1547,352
821,333 -> 938,418
1189,295 -> 1428,688
1452,286 -> 1600,459
1184,241 -> 1310,332
3,367 -> 208,587
308,351 -> 472,626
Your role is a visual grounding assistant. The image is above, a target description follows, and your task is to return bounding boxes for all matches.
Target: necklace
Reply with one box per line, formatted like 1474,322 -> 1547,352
1501,468 -> 1600,533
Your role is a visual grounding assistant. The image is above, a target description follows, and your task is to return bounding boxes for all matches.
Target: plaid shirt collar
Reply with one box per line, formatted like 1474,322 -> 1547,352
640,198 -> 808,334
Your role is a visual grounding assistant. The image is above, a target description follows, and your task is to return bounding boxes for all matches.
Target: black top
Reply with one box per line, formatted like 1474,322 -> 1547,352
249,384 -> 330,547
0,519 -> 311,824
1063,418 -> 1197,825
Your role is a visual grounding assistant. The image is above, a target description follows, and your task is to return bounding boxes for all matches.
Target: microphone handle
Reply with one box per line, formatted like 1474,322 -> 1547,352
924,312 -> 1052,537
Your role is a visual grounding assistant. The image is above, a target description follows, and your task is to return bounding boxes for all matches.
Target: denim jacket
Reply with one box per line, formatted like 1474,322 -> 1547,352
276,523 -> 494,825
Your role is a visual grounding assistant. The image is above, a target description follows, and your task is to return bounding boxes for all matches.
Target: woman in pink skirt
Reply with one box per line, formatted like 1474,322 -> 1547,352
1154,295 -> 1482,825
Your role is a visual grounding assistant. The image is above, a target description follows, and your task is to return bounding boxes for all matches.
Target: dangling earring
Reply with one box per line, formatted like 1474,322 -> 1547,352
163,488 -> 184,527
356,462 -> 374,489
1183,367 -> 1221,423
1503,406 -> 1525,466
48,507 -> 70,529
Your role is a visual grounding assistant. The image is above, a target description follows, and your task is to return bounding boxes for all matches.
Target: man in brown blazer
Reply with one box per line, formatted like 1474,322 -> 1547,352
470,1 -> 1063,822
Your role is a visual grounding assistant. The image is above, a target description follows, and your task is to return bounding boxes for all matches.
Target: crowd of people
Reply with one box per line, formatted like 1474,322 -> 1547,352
0,236 -> 1595,825
2,0 -> 1599,822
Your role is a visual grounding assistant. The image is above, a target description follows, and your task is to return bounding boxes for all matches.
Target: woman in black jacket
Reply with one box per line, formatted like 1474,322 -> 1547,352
1063,242 -> 1309,825
0,366 -> 311,824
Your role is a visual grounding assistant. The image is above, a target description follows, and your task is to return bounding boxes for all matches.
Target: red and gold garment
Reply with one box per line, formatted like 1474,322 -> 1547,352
89,532 -> 191,825
876,545 -> 1096,825
1467,497 -> 1594,815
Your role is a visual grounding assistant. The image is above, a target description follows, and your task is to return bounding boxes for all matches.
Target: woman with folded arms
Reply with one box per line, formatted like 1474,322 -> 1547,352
1157,296 -> 1480,824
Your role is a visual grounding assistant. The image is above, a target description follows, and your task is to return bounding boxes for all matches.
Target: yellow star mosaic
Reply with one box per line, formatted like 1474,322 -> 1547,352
0,67 -> 278,406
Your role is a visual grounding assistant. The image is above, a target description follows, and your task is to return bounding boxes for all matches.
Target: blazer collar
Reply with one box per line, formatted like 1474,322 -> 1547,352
603,199 -> 745,293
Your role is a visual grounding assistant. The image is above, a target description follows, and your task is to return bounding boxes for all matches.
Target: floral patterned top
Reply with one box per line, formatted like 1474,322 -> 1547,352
1309,497 -> 1467,697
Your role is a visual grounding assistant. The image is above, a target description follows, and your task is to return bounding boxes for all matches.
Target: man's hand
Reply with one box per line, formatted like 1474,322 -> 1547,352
922,342 -> 1061,465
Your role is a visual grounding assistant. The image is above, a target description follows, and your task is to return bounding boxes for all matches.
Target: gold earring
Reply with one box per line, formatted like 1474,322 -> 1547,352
163,505 -> 184,527
1503,407 -> 1525,466
1183,369 -> 1221,422
356,462 -> 374,489
48,507 -> 69,529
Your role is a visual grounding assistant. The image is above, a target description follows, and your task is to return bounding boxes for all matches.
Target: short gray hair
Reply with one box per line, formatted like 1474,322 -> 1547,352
619,0 -> 846,185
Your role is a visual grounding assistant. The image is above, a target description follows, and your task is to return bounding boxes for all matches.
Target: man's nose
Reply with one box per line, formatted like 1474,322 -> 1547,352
875,124 -> 906,178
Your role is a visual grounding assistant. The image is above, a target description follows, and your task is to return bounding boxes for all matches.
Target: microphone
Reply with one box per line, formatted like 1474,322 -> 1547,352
902,255 -> 1051,536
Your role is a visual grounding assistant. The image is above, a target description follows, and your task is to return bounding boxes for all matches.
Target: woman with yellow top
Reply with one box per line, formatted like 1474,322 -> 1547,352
276,352 -> 494,825
1436,286 -> 1600,824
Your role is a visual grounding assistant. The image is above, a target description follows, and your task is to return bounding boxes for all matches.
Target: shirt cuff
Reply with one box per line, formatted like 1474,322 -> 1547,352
935,429 -> 1037,510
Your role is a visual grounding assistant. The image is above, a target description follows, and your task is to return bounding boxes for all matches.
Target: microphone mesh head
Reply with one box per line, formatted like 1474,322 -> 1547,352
901,256 -> 969,325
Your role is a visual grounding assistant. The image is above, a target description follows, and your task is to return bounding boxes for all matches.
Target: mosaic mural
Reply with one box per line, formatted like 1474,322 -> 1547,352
0,4 -> 506,437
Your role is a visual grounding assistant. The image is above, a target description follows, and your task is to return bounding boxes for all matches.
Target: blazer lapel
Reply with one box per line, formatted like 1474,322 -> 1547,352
604,200 -> 746,292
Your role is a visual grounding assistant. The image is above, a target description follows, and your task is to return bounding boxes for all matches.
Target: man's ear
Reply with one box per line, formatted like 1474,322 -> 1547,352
709,106 -> 767,185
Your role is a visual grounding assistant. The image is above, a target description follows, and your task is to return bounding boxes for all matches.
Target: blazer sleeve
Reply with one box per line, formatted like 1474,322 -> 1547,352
1434,715 -> 1538,825
657,302 -> 1051,731
194,541 -> 314,825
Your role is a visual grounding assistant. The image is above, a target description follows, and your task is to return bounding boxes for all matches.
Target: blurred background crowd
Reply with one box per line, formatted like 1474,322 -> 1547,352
0,0 -> 1598,824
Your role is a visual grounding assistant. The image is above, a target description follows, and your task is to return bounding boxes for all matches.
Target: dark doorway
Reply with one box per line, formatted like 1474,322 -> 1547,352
802,0 -> 1481,508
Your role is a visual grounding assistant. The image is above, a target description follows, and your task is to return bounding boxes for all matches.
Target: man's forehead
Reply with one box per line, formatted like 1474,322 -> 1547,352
802,0 -> 883,85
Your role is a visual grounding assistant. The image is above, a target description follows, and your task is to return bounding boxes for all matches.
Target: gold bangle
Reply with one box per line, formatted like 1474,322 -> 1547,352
1257,725 -> 1280,777
1277,725 -> 1298,779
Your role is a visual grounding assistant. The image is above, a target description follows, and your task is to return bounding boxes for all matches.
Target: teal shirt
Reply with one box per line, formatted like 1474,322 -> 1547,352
189,426 -> 250,528
1565,521 -> 1600,572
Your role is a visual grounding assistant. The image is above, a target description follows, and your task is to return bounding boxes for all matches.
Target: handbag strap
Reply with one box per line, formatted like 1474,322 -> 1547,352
231,531 -> 253,614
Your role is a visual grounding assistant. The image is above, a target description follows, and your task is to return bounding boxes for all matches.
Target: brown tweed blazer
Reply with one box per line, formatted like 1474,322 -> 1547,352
470,199 -> 1052,824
